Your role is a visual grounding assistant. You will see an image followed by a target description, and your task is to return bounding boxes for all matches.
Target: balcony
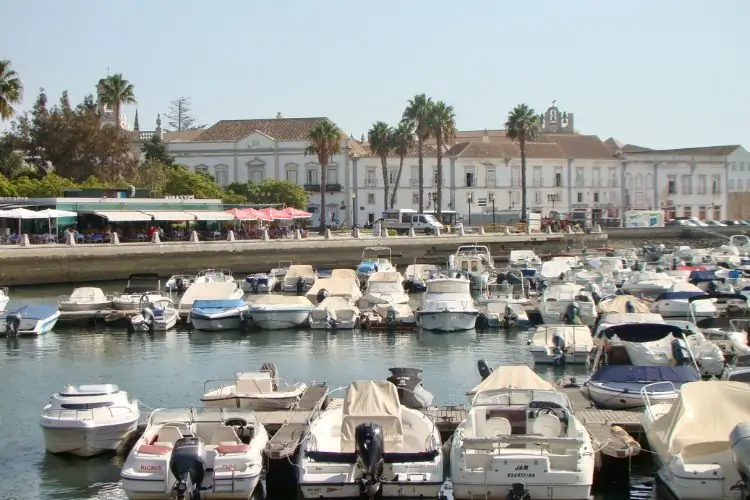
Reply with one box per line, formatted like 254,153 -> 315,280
304,183 -> 342,192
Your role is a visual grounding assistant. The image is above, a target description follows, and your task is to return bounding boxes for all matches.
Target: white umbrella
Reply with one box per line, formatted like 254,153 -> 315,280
0,207 -> 46,234
36,208 -> 77,218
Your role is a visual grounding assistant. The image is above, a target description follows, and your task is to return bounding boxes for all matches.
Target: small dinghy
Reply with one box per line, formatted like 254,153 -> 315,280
308,296 -> 360,330
128,298 -> 179,333
360,303 -> 418,331
242,273 -> 277,294
201,363 -> 308,411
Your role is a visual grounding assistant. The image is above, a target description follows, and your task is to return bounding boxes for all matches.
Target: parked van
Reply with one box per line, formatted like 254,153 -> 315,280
382,209 -> 444,234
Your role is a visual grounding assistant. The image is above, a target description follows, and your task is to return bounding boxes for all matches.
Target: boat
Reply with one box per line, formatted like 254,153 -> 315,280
449,246 -> 495,290
721,354 -> 750,382
416,274 -> 479,332
642,381 -> 750,500
452,365 -> 595,500
308,296 -> 360,330
385,367 -> 434,409
330,268 -> 361,288
652,281 -> 716,319
305,276 -> 362,305
189,299 -> 250,332
621,271 -> 674,298
356,246 -> 396,284
360,271 -> 409,306
402,262 -> 439,293
539,259 -> 572,283
40,383 -> 139,457
120,407 -> 268,500
241,273 -> 277,294
58,287 -> 111,312
455,244 -> 496,269
281,265 -> 317,293
194,269 -> 236,284
129,297 -> 179,333
703,318 -> 750,358
360,303 -> 418,332
269,261 -> 292,281
296,380 -> 444,499
247,295 -> 313,330
527,325 -> 594,365
165,273 -> 196,293
201,363 -> 308,410
476,283 -> 530,329
0,305 -> 61,336
178,282 -> 244,314
508,249 -> 541,268
597,294 -> 652,315
111,273 -> 164,310
539,282 -> 598,326
0,286 -> 9,311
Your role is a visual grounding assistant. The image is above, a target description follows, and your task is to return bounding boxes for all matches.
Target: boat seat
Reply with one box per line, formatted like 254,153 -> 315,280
210,426 -> 242,446
235,377 -> 273,395
155,425 -> 184,447
530,414 -> 562,438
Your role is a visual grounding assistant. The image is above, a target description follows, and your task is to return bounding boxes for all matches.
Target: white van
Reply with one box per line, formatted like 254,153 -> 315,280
382,209 -> 444,234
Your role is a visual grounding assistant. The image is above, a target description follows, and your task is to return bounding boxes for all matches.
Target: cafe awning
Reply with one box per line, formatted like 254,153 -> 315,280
188,211 -> 236,221
95,210 -> 152,222
142,211 -> 197,221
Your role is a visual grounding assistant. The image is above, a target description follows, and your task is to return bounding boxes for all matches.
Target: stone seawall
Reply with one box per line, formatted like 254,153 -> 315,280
0,232 -> 607,286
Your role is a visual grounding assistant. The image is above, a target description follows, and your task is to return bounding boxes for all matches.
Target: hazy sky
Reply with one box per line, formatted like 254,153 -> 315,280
2,0 -> 747,149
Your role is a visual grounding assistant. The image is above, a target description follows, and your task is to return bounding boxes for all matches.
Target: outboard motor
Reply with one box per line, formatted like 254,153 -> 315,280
552,334 -> 566,365
316,288 -> 330,304
477,359 -> 493,380
141,305 -> 155,334
387,367 -> 433,409
588,282 -> 602,305
296,277 -> 305,295
354,423 -> 384,499
504,304 -> 518,328
5,313 -> 21,336
671,338 -> 692,366
385,306 -> 397,333
730,422 -> 750,497
563,302 -> 580,325
176,277 -> 186,292
507,482 -> 531,500
707,280 -> 718,294
625,300 -> 636,313
169,437 -> 207,500
475,313 -> 489,330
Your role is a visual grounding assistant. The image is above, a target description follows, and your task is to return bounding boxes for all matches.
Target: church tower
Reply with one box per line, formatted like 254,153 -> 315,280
539,101 -> 575,134
95,78 -> 128,129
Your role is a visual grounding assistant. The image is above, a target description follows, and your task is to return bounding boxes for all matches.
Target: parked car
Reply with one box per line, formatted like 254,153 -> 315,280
722,220 -> 744,226
705,220 -> 727,227
666,219 -> 697,227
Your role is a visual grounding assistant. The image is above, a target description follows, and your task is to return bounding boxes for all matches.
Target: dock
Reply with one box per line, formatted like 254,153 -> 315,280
58,309 -> 190,324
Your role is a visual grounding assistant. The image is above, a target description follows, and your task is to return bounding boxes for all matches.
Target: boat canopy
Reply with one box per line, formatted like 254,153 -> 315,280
590,365 -> 699,384
654,290 -> 707,301
598,322 -> 684,342
192,299 -> 246,310
688,292 -> 747,303
598,295 -> 652,314
467,365 -> 555,396
688,270 -> 716,283
341,381 -> 403,453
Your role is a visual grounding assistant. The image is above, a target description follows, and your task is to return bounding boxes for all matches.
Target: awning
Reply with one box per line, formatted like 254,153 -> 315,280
94,210 -> 152,222
142,211 -> 197,221
188,211 -> 235,221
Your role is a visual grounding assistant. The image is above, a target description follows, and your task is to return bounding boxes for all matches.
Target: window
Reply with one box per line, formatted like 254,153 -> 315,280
250,168 -> 264,184
410,165 -> 418,187
714,206 -> 721,220
699,206 -> 707,219
593,192 -> 600,203
609,167 -> 617,188
667,175 -> 677,194
286,167 -> 298,183
681,175 -> 692,195
195,165 -> 208,174
645,173 -> 653,189
732,163 -> 738,171
575,167 -> 585,188
577,192 -> 583,203
712,175 -> 722,194
741,162 -> 746,171
534,191 -> 542,204
697,175 -> 707,194
215,170 -> 229,187
532,166 -> 542,187
412,192 -> 419,204
365,168 -> 377,188
487,169 -> 496,188
511,191 -> 520,205
388,168 -> 397,185
730,179 -> 736,191
635,174 -> 643,189
683,206 -> 692,218
327,166 -> 338,184
307,169 -> 318,185
511,166 -> 521,187
367,193 -> 375,204
593,167 -> 601,187
555,168 -> 563,187
465,169 -> 475,187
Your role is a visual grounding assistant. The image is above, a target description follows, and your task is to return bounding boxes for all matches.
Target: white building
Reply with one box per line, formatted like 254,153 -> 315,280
728,147 -> 750,193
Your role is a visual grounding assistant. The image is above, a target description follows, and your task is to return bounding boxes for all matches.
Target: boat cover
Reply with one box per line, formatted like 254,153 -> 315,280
649,381 -> 750,456
590,365 -> 699,384
598,295 -> 652,314
306,277 -> 361,303
688,270 -> 716,283
340,381 -> 403,452
192,299 -> 245,310
330,269 -> 358,281
531,325 -> 593,348
285,265 -> 315,279
654,290 -> 707,301
467,365 -> 555,396
598,322 -> 684,342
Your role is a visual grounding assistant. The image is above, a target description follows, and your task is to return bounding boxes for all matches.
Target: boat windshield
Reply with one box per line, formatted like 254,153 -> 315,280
727,371 -> 750,383
59,384 -> 119,397
472,389 -> 572,411
151,407 -> 260,425
61,401 -> 115,409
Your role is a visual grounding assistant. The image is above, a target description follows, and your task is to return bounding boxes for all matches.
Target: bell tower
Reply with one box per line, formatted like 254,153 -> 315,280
541,100 -> 575,133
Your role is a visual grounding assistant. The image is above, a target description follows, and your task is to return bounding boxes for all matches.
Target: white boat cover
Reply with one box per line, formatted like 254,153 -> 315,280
531,325 -> 593,348
467,365 -> 555,396
330,269 -> 358,282
251,295 -> 311,306
285,265 -> 316,280
598,295 -> 651,314
179,282 -> 240,309
649,381 -> 750,456
68,287 -> 109,302
310,297 -> 359,320
306,277 -> 362,304
368,271 -> 403,283
373,303 -> 414,320
340,381 -> 403,452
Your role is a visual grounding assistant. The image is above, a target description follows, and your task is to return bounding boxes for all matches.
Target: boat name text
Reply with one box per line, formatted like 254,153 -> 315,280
140,465 -> 162,471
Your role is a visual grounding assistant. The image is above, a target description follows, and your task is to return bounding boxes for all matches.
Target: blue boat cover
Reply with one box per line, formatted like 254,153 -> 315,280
599,323 -> 685,342
0,304 -> 58,319
520,269 -> 537,277
688,270 -> 715,283
357,261 -> 379,273
655,290 -> 706,301
590,365 -> 699,383
192,299 -> 245,310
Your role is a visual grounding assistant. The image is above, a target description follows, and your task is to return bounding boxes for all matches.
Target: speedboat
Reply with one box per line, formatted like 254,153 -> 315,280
416,274 -> 479,332
721,354 -> 750,382
652,281 -> 716,319
356,246 -> 396,285
402,263 -> 439,293
449,246 -> 494,291
241,273 -> 277,294
308,296 -> 360,330
539,282 -> 597,326
40,383 -> 139,457
475,283 -> 530,329
296,380 -> 444,499
360,303 -> 419,332
453,365 -> 595,500
165,273 -> 196,293
526,325 -> 594,365
269,261 -> 292,281
621,271 -> 674,298
703,319 -> 750,358
0,286 -> 9,311
58,287 -> 111,311
121,407 -> 268,500
111,273 -> 164,310
194,269 -> 236,284
189,299 -> 250,332
248,295 -> 312,330
509,249 -> 541,268
642,381 -> 750,500
361,271 -> 409,306
306,275 -> 362,305
129,298 -> 179,333
281,265 -> 317,293
178,282 -> 245,315
201,364 -> 308,410
0,305 -> 61,336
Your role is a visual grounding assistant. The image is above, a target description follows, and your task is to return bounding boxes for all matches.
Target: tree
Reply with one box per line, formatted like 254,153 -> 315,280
0,146 -> 34,179
164,165 -> 225,199
0,174 -> 17,197
99,73 -> 136,129
305,119 -> 343,232
11,173 -> 78,197
505,104 -> 540,222
389,122 -> 414,209
0,60 -> 23,121
426,101 -> 456,219
164,97 -> 205,131
226,180 -> 308,208
142,135 -> 174,165
367,121 -> 393,213
402,94 -> 433,212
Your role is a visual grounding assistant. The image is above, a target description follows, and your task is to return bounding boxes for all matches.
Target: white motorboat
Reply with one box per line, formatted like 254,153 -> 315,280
450,245 -> 494,290
308,296 -> 360,330
453,365 -> 595,500
178,282 -> 244,315
129,298 -> 179,333
539,259 -> 572,283
306,275 -> 362,305
539,282 -> 597,326
40,383 -> 139,457
455,244 -> 496,268
621,271 -> 674,298
476,283 -> 530,328
281,265 -> 317,293
360,271 -> 409,306
0,305 -> 61,336
403,262 -> 439,292
121,407 -> 268,500
297,380 -> 444,499
361,303 -> 418,331
165,273 -> 196,293
111,273 -> 164,310
269,261 -> 292,281
703,319 -> 750,358
642,381 -> 750,500
356,246 -> 396,284
202,364 -> 308,410
527,325 -> 594,365
194,268 -> 236,284
0,286 -> 9,311
241,273 -> 277,293
58,287 -> 111,312
508,249 -> 541,268
652,281 -> 716,319
248,295 -> 312,330
416,274 -> 479,332
721,354 -> 750,381
189,298 -> 249,332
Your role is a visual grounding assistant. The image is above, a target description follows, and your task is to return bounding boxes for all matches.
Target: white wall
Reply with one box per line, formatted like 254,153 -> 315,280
728,147 -> 750,193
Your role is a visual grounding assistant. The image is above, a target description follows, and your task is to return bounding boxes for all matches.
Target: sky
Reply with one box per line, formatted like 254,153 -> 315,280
2,0 -> 748,149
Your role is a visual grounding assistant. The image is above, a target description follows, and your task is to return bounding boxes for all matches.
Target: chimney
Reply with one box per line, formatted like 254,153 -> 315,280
482,129 -> 490,143
276,112 -> 283,119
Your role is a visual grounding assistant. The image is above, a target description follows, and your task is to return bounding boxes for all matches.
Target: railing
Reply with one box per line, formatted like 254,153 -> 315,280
41,405 -> 138,420
640,381 -> 676,420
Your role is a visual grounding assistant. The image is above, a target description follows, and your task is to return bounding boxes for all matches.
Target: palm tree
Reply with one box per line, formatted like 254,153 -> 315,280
305,119 -> 342,232
505,104 -> 540,222
401,94 -> 433,212
99,73 -> 136,129
389,122 -> 415,209
426,101 -> 456,220
0,60 -> 23,121
367,121 -> 393,212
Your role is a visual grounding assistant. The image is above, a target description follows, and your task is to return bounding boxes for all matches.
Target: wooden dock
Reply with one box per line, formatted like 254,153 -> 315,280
58,309 -> 190,324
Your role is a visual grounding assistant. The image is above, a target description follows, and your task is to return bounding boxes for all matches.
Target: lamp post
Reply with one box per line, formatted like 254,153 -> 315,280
488,192 -> 496,227
349,189 -> 355,226
467,193 -> 473,226
507,189 -> 512,210
547,193 -> 559,214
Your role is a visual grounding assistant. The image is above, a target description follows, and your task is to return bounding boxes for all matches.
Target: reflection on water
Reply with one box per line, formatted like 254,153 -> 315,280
0,290 -> 653,499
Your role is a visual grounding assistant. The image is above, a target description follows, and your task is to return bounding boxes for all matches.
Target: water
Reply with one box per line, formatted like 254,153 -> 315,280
0,283 -> 654,499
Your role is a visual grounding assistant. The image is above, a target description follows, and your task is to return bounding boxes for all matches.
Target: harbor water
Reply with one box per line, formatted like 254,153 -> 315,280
0,282 -> 655,500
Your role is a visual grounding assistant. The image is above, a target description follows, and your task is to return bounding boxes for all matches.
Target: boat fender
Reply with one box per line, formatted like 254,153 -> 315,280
477,359 -> 493,380
354,422 -> 384,498
5,314 -> 20,336
611,425 -> 640,451
506,482 -> 531,500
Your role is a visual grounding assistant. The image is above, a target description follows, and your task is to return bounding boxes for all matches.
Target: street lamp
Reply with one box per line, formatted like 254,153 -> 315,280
467,193 -> 473,226
349,189 -> 355,226
547,193 -> 559,213
488,192 -> 496,227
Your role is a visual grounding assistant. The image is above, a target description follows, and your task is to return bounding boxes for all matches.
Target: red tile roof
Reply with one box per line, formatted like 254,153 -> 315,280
192,117 -> 333,142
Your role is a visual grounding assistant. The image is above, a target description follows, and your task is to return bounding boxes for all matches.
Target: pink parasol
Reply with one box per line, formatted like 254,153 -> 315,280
282,207 -> 312,218
257,207 -> 292,220
244,208 -> 274,221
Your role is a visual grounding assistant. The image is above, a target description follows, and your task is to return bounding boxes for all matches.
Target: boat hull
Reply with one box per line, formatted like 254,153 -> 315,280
122,472 -> 260,500
0,311 -> 60,336
584,381 -> 679,410
653,299 -> 717,319
530,348 -> 592,365
190,314 -> 244,332
202,394 -> 302,411
308,318 -> 357,330
418,311 -> 478,332
451,481 -> 592,500
250,309 -> 310,330
299,481 -> 444,499
41,418 -> 138,457
59,302 -> 111,312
